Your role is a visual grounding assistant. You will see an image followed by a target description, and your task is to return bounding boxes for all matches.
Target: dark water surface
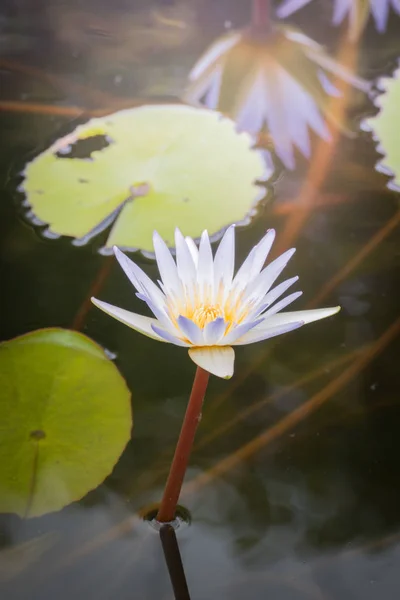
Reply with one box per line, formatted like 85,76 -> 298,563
1,1 -> 400,599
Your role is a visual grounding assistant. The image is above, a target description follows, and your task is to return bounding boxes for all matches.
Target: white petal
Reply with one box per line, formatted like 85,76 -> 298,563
263,68 -> 297,170
248,229 -> 276,280
244,248 -> 296,302
185,236 -> 199,266
222,318 -> 264,345
188,346 -> 235,379
370,0 -> 389,31
284,29 -> 322,49
197,230 -> 214,302
174,228 -> 196,290
91,298 -> 166,342
307,49 -> 370,93
236,306 -> 341,346
177,316 -> 203,345
235,68 -> 269,137
262,276 -> 299,311
184,68 -> 219,107
284,93 -> 311,158
136,292 -> 175,332
280,69 -> 330,155
213,226 -> 235,301
234,66 -> 297,168
113,246 -> 165,305
263,291 -> 303,317
189,32 -> 241,80
231,246 -> 257,290
232,229 -> 276,291
153,231 -> 182,296
276,0 -> 312,19
318,70 -> 341,97
203,317 -> 227,345
204,63 -> 224,110
272,67 -> 309,160
245,276 -> 299,321
263,306 -> 341,327
392,0 -> 400,13
151,324 -> 190,347
233,320 -> 304,345
332,0 -> 351,25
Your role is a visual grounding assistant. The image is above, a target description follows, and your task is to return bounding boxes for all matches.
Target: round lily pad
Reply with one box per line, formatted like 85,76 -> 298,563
0,329 -> 132,518
21,104 -> 270,253
363,64 -> 400,190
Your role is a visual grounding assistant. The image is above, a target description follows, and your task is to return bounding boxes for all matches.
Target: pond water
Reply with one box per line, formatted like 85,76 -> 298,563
1,1 -> 400,599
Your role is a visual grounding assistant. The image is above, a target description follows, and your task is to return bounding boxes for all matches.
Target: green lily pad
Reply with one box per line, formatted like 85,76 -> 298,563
364,64 -> 400,190
21,104 -> 269,253
0,328 -> 132,518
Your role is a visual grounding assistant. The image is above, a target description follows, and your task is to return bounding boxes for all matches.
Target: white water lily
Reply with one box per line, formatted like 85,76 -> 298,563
91,227 -> 340,379
277,0 -> 400,38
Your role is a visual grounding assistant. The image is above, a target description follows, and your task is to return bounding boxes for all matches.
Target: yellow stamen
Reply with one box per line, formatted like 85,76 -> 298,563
165,284 -> 252,334
192,304 -> 223,329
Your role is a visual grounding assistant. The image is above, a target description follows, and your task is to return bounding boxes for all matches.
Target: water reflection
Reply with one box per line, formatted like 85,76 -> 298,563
0,0 -> 400,599
1,377 -> 400,600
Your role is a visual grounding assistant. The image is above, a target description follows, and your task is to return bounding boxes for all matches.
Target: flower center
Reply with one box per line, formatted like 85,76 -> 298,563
192,304 -> 223,329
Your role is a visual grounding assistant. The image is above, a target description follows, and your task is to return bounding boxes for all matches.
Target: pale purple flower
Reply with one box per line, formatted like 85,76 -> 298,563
277,0 -> 400,37
92,227 -> 340,379
184,26 -> 368,169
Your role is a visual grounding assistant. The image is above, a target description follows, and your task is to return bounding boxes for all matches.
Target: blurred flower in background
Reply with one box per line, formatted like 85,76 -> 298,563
184,25 -> 368,169
277,0 -> 400,39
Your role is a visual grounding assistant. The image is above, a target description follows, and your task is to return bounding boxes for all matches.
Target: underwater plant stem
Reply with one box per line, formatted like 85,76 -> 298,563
156,367 -> 210,523
251,0 -> 271,32
160,524 -> 191,599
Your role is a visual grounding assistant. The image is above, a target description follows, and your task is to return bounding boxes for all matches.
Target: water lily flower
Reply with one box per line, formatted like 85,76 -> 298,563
277,0 -> 400,38
184,25 -> 368,169
91,227 -> 340,379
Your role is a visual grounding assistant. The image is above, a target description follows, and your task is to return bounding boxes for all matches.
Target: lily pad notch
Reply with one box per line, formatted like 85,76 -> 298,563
21,104 -> 271,254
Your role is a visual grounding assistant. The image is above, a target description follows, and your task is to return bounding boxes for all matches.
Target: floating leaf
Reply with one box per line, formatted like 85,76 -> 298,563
364,63 -> 400,190
21,104 -> 269,253
0,329 -> 132,518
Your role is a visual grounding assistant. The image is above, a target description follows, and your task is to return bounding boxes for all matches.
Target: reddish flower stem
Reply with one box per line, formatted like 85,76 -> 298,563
251,0 -> 271,32
156,367 -> 210,523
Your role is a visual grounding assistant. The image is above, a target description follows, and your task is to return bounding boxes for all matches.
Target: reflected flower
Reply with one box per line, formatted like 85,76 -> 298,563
277,0 -> 400,38
92,227 -> 340,379
184,26 -> 368,169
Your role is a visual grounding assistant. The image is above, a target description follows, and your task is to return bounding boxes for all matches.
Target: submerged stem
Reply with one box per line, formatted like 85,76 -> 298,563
160,524 -> 191,599
156,366 -> 210,523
